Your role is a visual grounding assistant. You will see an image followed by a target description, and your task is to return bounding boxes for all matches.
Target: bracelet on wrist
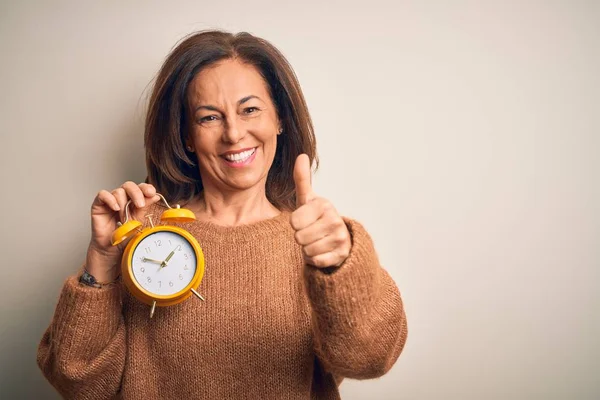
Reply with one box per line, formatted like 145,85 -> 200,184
79,269 -> 120,288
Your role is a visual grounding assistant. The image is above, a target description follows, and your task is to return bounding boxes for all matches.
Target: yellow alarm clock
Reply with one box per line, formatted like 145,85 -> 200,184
111,194 -> 205,318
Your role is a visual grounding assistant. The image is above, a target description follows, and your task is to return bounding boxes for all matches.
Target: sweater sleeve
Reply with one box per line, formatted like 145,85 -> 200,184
37,275 -> 126,399
303,218 -> 408,380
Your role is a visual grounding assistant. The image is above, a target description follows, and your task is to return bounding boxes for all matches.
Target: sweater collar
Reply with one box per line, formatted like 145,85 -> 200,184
185,210 -> 292,244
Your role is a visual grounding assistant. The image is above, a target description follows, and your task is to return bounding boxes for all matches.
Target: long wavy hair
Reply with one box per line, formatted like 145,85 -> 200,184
144,30 -> 318,211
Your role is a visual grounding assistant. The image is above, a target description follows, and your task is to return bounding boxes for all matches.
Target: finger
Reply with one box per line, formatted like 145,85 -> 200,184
290,197 -> 330,231
303,251 -> 345,268
138,183 -> 161,204
121,181 -> 146,208
293,154 -> 315,208
301,234 -> 341,258
111,188 -> 128,221
293,213 -> 336,245
138,183 -> 157,198
95,190 -> 120,212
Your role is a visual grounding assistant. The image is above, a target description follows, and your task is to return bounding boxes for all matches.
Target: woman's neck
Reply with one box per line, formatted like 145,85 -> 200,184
186,185 -> 280,227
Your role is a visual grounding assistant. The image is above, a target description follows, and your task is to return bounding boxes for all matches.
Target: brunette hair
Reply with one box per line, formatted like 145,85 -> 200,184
144,30 -> 318,211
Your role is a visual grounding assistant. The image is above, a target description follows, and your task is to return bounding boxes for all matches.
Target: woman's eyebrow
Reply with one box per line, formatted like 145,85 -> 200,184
238,95 -> 262,105
194,95 -> 262,113
194,104 -> 220,112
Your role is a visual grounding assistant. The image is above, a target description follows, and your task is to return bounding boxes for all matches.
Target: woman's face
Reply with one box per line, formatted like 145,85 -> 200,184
186,59 -> 281,195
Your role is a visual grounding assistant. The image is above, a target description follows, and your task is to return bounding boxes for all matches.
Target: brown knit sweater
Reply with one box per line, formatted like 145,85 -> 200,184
37,207 -> 407,399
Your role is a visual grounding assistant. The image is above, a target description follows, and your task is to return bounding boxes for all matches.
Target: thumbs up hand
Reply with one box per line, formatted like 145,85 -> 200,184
290,154 -> 352,268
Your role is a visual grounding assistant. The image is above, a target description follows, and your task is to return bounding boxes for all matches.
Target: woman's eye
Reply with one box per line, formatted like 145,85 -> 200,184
243,107 -> 260,114
199,115 -> 218,123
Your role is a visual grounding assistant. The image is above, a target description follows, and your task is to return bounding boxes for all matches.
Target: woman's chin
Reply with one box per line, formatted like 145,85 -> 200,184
223,175 -> 266,192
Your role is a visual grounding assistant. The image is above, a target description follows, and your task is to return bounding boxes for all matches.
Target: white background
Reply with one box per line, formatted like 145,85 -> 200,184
0,0 -> 598,399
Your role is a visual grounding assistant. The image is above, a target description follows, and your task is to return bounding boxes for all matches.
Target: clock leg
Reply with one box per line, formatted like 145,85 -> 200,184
150,300 -> 157,318
191,289 -> 205,301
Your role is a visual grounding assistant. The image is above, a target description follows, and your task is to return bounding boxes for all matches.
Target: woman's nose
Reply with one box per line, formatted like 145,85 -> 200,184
222,118 -> 245,144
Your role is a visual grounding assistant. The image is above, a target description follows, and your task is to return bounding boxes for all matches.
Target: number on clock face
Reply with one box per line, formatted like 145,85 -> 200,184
131,231 -> 197,295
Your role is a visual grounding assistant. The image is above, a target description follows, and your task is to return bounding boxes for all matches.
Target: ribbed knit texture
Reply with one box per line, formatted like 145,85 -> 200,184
38,205 -> 407,399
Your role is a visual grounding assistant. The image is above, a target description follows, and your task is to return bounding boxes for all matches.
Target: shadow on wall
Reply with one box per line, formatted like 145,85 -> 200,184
1,122 -> 147,399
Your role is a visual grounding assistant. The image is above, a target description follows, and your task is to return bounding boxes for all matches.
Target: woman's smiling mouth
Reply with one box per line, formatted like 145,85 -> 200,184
221,147 -> 257,167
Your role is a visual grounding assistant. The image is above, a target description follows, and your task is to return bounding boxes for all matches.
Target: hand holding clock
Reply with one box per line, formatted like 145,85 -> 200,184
87,182 -> 161,283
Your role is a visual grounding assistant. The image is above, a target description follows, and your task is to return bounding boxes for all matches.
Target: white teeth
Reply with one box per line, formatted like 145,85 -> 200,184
224,148 -> 256,162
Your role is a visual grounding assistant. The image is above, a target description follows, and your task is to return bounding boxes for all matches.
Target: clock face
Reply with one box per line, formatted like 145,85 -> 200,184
131,231 -> 197,296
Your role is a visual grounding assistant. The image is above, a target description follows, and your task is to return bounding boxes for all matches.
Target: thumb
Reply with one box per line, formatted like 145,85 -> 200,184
294,153 -> 315,208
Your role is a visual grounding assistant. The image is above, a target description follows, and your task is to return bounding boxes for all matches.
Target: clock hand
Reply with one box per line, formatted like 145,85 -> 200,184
142,257 -> 164,264
161,246 -> 178,268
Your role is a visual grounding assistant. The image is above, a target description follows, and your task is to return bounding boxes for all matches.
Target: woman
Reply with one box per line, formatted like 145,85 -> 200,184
37,30 -> 407,399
